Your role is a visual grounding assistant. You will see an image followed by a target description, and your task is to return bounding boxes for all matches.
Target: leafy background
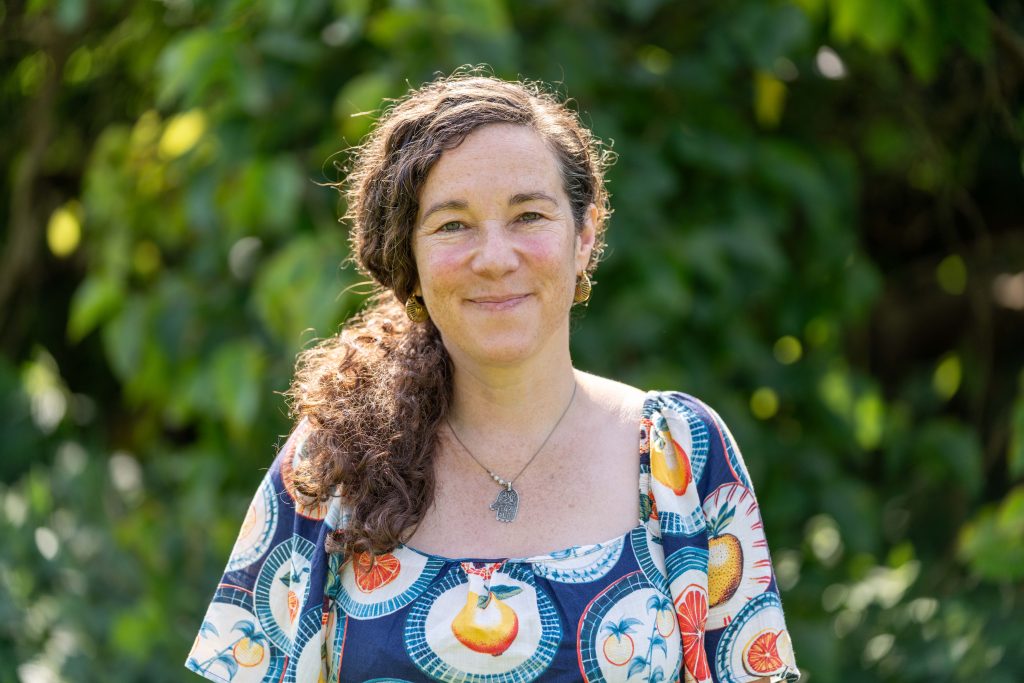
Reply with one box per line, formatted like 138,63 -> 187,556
2,0 -> 1023,681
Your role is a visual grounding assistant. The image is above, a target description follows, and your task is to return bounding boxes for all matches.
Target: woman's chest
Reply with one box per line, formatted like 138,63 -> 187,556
408,424 -> 644,559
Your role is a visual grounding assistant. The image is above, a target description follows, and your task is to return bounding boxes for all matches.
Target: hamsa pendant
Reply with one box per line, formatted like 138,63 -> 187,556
489,485 -> 519,523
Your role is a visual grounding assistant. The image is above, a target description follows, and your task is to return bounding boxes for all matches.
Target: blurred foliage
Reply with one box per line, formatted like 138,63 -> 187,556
2,0 -> 1023,681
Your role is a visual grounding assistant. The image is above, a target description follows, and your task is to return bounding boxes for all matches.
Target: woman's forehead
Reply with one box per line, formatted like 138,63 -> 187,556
417,124 -> 566,211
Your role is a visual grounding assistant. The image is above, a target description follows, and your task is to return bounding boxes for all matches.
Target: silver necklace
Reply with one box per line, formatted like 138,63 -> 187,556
446,381 -> 578,523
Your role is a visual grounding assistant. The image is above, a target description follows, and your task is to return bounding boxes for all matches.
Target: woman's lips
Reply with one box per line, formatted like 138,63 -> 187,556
468,294 -> 530,311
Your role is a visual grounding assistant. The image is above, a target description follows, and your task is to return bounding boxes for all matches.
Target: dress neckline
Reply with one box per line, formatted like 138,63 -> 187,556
397,389 -> 661,565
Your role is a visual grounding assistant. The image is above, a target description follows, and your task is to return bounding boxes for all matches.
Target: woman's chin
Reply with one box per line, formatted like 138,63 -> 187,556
452,337 -> 543,367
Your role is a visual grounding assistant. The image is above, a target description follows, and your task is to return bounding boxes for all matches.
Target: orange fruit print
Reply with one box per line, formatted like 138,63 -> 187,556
744,630 -> 784,675
676,584 -> 710,681
602,632 -> 634,665
232,637 -> 266,667
353,552 -> 401,593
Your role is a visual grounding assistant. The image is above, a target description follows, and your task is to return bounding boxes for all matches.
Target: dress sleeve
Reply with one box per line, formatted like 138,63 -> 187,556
647,392 -> 800,683
185,419 -> 337,683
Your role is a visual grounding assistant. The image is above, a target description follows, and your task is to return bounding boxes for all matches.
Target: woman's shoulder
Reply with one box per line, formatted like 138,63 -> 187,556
575,371 -> 647,421
265,417 -> 315,497
576,372 -> 724,416
262,417 -> 346,532
574,374 -> 734,443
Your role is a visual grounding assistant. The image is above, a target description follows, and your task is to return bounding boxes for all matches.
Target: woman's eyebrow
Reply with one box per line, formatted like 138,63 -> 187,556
509,191 -> 558,206
420,199 -> 468,221
421,192 -> 558,222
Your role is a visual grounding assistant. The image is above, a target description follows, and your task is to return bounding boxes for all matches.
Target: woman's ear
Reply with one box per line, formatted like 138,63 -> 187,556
575,204 -> 598,272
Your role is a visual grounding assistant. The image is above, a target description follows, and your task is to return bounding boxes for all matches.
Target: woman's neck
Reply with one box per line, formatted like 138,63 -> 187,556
447,348 -> 579,444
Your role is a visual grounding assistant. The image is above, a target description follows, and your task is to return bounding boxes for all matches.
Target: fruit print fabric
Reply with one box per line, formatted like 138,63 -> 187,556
650,394 -> 800,683
186,391 -> 800,683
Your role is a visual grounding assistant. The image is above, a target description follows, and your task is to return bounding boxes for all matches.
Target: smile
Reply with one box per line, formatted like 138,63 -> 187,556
468,294 -> 531,311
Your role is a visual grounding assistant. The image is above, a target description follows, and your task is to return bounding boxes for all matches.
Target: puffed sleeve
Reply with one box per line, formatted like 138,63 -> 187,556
185,419 -> 341,683
646,392 -> 800,683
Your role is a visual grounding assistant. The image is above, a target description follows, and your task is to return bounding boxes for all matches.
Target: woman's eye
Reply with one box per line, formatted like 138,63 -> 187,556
519,212 -> 542,222
438,221 -> 463,232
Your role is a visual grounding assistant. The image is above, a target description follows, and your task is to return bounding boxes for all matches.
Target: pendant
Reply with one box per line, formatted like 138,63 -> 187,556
488,485 -> 519,523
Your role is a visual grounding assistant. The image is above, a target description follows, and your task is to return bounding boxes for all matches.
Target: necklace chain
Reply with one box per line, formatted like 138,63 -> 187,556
446,380 -> 578,491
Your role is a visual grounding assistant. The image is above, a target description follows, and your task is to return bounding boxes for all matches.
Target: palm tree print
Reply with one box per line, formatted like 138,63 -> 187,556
612,595 -> 672,683
187,619 -> 269,680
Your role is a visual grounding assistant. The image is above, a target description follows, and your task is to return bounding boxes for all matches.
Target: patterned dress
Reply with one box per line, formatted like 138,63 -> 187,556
186,391 -> 800,683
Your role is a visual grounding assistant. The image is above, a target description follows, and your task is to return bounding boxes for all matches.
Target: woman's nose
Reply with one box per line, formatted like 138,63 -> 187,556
471,222 -> 519,276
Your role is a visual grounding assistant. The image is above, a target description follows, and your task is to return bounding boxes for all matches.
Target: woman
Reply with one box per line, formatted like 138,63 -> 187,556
186,72 -> 800,683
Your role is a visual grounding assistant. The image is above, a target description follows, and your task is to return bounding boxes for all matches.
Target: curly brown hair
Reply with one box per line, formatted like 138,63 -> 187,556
287,68 -> 615,561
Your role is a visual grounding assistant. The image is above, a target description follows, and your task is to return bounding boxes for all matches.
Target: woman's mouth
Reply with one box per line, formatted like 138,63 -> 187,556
468,294 -> 530,311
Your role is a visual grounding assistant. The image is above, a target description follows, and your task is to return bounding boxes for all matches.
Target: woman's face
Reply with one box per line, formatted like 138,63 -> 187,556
411,123 -> 596,368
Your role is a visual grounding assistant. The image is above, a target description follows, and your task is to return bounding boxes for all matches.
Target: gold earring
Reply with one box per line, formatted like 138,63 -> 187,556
573,272 -> 592,304
405,295 -> 429,322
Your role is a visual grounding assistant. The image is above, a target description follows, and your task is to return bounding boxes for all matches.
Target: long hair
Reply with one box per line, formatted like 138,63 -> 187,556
287,68 -> 614,560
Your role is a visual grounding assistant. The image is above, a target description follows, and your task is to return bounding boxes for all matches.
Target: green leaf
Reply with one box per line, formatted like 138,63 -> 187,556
156,29 -> 237,108
830,0 -> 907,52
913,419 -> 984,498
255,30 -> 324,64
489,585 -> 522,601
220,155 -> 304,236
958,486 -> 1024,581
334,72 -> 398,143
732,3 -> 810,70
366,7 -> 432,48
710,503 -> 737,536
211,338 -> 265,433
101,295 -> 147,381
437,0 -> 512,38
946,0 -> 992,62
251,234 -> 351,350
68,274 -> 124,342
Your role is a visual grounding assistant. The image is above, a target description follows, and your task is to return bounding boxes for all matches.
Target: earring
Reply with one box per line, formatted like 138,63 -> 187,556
405,295 -> 429,322
573,272 -> 592,304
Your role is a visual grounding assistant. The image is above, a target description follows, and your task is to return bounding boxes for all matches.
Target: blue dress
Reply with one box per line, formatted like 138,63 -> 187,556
186,391 -> 800,682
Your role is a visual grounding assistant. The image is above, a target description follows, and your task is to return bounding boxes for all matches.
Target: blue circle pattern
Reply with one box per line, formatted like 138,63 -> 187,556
226,476 -> 279,573
648,395 -> 712,537
404,563 -> 561,683
714,591 -> 783,683
254,536 -> 316,652
630,525 -> 668,591
665,546 -> 709,585
284,608 -> 327,683
702,405 -> 751,491
335,554 -> 447,619
530,535 -> 626,584
654,505 -> 707,537
577,570 -> 672,682
327,609 -> 346,683
659,392 -> 712,485
198,584 -> 285,682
